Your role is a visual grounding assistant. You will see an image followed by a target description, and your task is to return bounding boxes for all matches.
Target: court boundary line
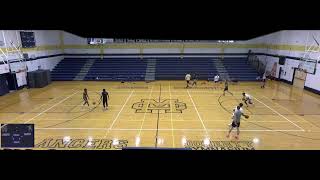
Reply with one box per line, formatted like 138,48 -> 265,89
46,104 -> 274,108
32,119 -> 298,123
155,84 -> 162,147
103,90 -> 134,138
109,91 -> 249,93
35,127 -> 305,132
0,91 -> 74,129
169,82 -> 175,147
252,95 -> 305,131
23,91 -> 79,124
138,85 -> 154,137
262,95 -> 320,129
187,90 -> 208,135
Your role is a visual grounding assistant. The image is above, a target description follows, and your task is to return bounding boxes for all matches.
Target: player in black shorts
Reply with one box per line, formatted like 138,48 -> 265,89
83,88 -> 90,106
191,73 -> 198,87
223,80 -> 233,96
261,74 -> 266,88
226,106 -> 248,139
100,89 -> 110,109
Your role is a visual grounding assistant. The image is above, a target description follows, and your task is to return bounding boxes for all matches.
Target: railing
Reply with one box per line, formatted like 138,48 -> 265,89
0,48 -> 8,64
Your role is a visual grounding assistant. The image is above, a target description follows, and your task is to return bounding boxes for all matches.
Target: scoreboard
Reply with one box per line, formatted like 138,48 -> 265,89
1,124 -> 34,148
20,31 -> 36,48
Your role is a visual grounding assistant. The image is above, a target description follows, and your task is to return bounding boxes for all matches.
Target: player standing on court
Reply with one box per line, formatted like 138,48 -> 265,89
191,72 -> 198,87
228,103 -> 244,127
223,80 -> 233,96
214,74 -> 220,89
242,92 -> 254,107
100,89 -> 110,110
226,106 -> 249,139
261,73 -> 266,88
185,73 -> 191,88
83,88 -> 90,106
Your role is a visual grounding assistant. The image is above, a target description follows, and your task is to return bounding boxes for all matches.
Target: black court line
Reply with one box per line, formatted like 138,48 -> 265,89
155,84 -> 161,148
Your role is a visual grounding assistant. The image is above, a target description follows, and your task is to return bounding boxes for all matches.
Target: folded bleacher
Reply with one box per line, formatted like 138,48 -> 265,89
155,57 -> 217,80
51,58 -> 87,81
51,56 -> 259,81
84,58 -> 147,81
221,57 -> 259,81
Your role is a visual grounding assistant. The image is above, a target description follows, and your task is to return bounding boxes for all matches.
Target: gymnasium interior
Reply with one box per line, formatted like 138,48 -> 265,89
0,30 -> 320,150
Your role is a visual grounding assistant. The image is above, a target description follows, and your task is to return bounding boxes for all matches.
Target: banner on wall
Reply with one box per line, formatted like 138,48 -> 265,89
0,64 -> 10,74
87,38 -> 113,45
270,62 -> 278,77
15,71 -> 27,87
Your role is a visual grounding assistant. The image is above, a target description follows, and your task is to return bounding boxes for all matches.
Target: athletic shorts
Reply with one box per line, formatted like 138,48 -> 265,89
224,87 -> 228,91
186,80 -> 190,83
232,121 -> 240,128
214,81 -> 218,83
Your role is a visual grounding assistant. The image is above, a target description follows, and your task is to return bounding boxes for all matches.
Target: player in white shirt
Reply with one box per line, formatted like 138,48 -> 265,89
242,92 -> 254,107
213,74 -> 220,89
214,74 -> 220,83
228,103 -> 244,126
226,106 -> 249,139
185,73 -> 191,88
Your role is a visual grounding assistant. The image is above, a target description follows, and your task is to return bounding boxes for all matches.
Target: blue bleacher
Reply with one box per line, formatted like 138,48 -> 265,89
84,58 -> 147,81
155,57 -> 217,80
51,58 -> 87,81
221,57 -> 259,81
51,56 -> 259,81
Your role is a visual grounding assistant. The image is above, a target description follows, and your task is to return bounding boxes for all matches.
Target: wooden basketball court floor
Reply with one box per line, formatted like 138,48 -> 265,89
1,80 -> 320,150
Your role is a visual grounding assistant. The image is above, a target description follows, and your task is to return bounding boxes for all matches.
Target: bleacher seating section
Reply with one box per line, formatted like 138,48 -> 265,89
222,57 -> 260,81
155,57 -> 217,80
51,58 -> 87,81
84,58 -> 147,81
51,57 -> 259,81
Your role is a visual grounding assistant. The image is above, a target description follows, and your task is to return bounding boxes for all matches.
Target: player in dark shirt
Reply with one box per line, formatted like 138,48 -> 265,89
100,89 -> 110,109
191,73 -> 198,87
223,80 -> 233,96
83,88 -> 89,106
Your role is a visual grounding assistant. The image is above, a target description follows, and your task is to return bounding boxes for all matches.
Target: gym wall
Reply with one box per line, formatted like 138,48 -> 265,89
248,30 -> 320,93
0,30 -> 64,73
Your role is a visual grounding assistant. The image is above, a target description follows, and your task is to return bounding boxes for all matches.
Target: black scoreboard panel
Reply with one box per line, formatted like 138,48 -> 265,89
20,31 -> 36,48
1,124 -> 34,148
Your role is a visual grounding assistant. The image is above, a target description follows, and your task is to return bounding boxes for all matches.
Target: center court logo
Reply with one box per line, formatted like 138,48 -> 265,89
132,99 -> 187,113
